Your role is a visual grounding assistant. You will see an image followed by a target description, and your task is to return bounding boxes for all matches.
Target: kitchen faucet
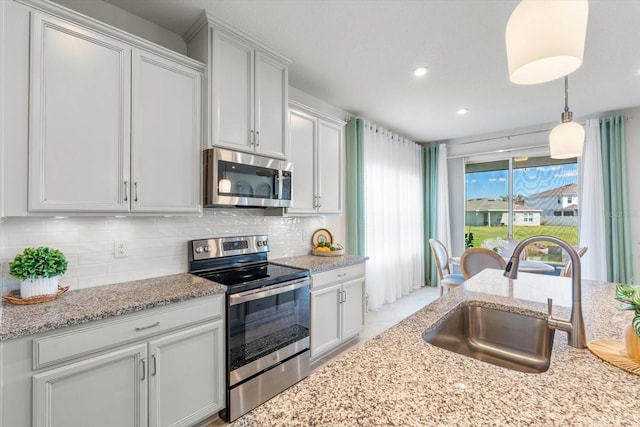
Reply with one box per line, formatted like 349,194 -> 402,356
503,235 -> 587,349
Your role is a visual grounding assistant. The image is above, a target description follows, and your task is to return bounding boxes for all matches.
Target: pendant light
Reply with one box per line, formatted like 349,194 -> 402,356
549,76 -> 584,159
506,0 -> 589,85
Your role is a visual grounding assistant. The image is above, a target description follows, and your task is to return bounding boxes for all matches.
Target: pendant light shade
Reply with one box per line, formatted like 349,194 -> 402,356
549,76 -> 584,159
550,121 -> 585,159
506,0 -> 589,85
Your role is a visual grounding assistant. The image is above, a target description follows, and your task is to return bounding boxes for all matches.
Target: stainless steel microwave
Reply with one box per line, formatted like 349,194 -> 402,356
203,148 -> 292,208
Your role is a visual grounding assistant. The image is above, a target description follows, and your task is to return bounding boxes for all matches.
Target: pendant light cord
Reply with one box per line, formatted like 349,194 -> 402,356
561,76 -> 573,123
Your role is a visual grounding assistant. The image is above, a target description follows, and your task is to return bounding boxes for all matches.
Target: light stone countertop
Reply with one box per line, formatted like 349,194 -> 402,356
271,254 -> 368,273
0,273 -> 225,341
234,269 -> 640,426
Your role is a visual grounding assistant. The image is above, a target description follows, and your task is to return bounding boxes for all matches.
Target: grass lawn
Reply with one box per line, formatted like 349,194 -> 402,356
464,225 -> 578,265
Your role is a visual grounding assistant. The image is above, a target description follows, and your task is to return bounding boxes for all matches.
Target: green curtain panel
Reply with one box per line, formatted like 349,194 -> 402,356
600,115 -> 634,284
423,145 -> 439,287
345,118 -> 365,256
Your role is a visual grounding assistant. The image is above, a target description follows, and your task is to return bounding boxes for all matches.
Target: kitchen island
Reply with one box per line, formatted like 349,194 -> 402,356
234,269 -> 640,426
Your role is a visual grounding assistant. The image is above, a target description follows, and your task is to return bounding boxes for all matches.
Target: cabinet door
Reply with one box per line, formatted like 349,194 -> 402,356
212,29 -> 254,151
131,49 -> 202,213
28,13 -> 131,212
148,321 -> 224,427
33,344 -> 147,427
341,277 -> 366,341
317,120 -> 344,214
254,51 -> 288,159
310,283 -> 342,359
288,109 -> 317,214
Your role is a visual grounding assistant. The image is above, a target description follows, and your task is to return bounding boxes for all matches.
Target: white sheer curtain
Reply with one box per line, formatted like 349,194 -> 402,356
362,122 -> 424,311
436,145 -> 452,249
579,119 -> 607,281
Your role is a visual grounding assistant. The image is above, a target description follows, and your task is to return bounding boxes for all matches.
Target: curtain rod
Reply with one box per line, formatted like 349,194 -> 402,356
446,143 -> 550,160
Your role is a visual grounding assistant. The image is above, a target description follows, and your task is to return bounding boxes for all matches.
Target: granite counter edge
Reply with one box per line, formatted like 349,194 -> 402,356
1,277 -> 226,341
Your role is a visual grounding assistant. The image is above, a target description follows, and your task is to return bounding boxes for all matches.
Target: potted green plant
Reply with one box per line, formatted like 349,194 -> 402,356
9,247 -> 68,299
615,283 -> 640,360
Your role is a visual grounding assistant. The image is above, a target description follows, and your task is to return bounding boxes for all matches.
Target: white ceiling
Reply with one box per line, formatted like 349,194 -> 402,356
101,0 -> 640,143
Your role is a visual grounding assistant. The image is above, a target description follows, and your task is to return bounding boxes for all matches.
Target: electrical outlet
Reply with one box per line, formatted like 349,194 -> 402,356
114,240 -> 128,258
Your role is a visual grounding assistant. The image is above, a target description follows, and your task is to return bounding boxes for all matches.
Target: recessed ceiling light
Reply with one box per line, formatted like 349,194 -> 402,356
413,67 -> 428,77
457,108 -> 469,116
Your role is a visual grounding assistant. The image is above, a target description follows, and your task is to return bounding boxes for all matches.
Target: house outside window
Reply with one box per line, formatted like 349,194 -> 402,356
465,156 -> 578,265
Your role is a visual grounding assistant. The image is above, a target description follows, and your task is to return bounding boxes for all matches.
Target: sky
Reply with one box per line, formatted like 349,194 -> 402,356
465,163 -> 578,200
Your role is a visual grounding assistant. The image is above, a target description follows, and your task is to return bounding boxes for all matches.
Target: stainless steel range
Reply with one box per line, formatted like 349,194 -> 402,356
188,235 -> 310,422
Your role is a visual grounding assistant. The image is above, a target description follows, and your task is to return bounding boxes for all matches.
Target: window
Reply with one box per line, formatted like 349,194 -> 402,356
465,155 -> 579,266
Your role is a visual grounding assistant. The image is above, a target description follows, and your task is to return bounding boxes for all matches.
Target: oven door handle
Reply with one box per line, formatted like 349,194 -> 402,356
229,278 -> 310,305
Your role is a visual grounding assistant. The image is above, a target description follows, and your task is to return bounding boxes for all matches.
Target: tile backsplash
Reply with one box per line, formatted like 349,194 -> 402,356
0,210 -> 325,293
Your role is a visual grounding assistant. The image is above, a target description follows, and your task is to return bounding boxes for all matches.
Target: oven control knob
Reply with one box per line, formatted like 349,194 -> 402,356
203,246 -> 211,252
195,247 -> 203,254
263,240 -> 268,246
257,241 -> 262,247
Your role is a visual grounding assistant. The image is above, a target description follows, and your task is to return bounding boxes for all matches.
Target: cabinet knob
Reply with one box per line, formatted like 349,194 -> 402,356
124,181 -> 128,202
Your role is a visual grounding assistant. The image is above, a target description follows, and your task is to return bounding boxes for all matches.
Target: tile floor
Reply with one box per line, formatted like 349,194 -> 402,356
202,285 -> 440,426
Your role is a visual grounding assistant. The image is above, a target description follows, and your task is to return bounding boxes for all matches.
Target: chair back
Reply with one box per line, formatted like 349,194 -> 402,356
429,238 -> 450,279
560,246 -> 588,278
460,247 -> 507,280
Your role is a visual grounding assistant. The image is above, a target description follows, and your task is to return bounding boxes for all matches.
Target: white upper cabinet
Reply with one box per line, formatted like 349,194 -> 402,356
288,109 -> 317,213
254,51 -> 288,158
29,12 -> 132,212
27,11 -> 204,214
186,14 -> 291,159
212,30 -> 254,151
131,49 -> 202,213
288,102 -> 345,215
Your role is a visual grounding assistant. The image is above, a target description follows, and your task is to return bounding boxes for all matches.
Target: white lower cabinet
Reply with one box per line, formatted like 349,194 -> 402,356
310,264 -> 366,360
1,295 -> 225,427
148,322 -> 223,427
33,344 -> 148,427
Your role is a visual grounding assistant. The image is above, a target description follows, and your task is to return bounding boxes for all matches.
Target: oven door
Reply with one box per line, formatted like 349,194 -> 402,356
227,278 -> 310,386
203,147 -> 292,208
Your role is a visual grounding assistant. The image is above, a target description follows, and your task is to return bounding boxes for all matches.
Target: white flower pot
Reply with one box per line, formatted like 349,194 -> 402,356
20,276 -> 59,299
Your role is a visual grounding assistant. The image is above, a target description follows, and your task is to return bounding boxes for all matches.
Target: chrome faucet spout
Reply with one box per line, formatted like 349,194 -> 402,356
502,235 -> 586,349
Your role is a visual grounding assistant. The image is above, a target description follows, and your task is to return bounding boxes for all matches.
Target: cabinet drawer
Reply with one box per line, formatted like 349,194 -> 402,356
311,263 -> 366,289
33,294 -> 223,369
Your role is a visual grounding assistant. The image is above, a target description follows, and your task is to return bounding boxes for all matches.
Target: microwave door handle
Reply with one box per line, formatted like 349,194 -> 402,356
276,170 -> 282,200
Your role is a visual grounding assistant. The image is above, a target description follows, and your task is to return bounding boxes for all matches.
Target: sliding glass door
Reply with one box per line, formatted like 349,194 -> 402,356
465,155 -> 579,268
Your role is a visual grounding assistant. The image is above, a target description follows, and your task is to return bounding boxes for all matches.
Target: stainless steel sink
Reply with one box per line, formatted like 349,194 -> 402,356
423,305 -> 555,373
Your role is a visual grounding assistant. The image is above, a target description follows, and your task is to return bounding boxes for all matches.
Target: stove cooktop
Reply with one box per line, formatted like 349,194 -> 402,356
192,262 -> 309,295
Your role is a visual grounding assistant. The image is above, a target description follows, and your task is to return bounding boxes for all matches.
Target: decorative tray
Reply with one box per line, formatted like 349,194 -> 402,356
312,244 -> 345,257
2,286 -> 70,305
587,339 -> 640,376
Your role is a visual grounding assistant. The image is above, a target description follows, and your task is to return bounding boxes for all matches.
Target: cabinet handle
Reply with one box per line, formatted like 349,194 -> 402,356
342,290 -> 347,302
250,130 -> 255,146
256,131 -> 260,147
337,273 -> 347,278
318,195 -> 322,208
135,321 -> 160,331
338,292 -> 342,304
134,182 -> 139,203
124,181 -> 128,202
152,354 -> 157,376
141,358 -> 146,381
